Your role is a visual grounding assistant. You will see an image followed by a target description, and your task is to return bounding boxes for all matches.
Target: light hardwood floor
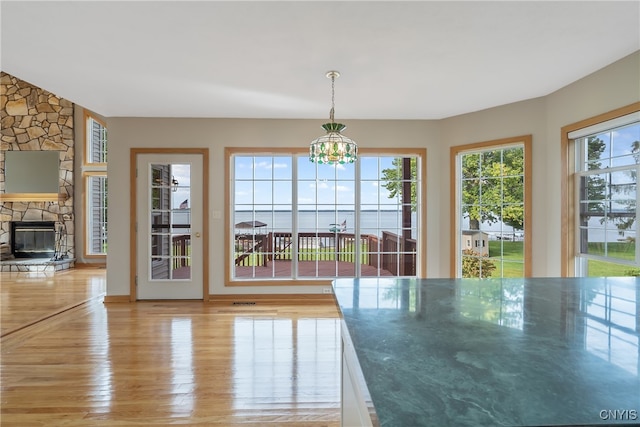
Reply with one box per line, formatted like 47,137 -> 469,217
0,268 -> 342,426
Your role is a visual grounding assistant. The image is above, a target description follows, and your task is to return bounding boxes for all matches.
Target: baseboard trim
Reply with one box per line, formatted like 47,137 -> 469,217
104,294 -> 337,305
209,293 -> 336,306
74,262 -> 107,269
103,295 -> 131,303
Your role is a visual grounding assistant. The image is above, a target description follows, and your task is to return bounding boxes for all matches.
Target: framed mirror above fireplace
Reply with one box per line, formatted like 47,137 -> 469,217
1,151 -> 63,202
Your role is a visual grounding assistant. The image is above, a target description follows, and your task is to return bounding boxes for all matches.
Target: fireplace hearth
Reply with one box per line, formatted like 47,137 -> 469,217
10,221 -> 56,259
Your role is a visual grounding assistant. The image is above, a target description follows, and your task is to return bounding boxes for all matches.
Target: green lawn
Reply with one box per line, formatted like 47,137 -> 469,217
236,239 -> 639,277
586,242 -> 638,276
235,244 -> 366,266
487,241 -> 638,277
488,241 -> 524,278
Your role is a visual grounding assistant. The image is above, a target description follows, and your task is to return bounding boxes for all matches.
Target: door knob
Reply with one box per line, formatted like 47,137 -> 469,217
195,232 -> 201,238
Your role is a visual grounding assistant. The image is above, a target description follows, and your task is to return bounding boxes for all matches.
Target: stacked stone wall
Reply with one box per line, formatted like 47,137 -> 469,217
0,72 -> 75,260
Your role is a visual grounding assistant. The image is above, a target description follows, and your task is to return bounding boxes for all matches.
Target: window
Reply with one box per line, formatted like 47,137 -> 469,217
570,111 -> 639,277
451,136 -> 532,278
226,148 -> 425,284
86,174 -> 107,254
83,112 -> 107,257
87,114 -> 107,164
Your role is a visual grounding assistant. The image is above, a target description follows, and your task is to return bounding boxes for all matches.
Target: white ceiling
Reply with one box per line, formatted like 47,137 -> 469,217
1,1 -> 639,120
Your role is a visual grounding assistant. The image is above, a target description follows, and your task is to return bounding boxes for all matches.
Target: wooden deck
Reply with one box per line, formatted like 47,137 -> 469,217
1,267 -> 342,426
235,260 -> 394,278
173,260 -> 395,280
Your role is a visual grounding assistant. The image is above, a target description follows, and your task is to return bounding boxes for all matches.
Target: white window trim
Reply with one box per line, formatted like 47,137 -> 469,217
568,112 -> 640,140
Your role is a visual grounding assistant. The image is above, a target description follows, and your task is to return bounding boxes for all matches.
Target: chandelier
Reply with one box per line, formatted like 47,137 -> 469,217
309,71 -> 358,165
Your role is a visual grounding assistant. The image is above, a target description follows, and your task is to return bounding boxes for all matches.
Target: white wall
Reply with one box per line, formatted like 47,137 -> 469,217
105,50 -> 640,296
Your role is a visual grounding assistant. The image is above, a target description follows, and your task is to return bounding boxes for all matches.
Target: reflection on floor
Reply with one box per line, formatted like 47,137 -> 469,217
0,268 -> 342,426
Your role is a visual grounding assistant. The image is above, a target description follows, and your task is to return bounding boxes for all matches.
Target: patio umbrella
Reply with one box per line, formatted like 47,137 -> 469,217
235,221 -> 267,229
235,221 -> 267,235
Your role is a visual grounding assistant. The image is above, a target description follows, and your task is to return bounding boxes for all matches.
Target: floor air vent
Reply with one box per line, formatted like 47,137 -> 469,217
232,301 -> 256,305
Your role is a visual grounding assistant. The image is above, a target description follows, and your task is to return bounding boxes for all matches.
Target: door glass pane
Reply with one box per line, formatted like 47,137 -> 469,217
149,163 -> 191,280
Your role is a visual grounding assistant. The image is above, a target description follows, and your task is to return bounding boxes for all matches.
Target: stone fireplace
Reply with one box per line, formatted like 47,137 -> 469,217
1,72 -> 75,272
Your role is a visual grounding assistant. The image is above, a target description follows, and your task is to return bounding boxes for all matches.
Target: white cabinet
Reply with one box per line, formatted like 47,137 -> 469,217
341,320 -> 376,427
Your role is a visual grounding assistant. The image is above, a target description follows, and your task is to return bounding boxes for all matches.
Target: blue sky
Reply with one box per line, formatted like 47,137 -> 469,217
233,155 -> 406,211
168,155 -> 408,210
589,122 -> 640,167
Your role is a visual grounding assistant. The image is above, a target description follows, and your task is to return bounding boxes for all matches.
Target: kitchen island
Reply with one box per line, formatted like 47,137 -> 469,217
333,277 -> 639,427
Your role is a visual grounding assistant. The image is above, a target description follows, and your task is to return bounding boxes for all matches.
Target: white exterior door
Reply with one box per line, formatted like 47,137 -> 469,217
136,154 -> 204,299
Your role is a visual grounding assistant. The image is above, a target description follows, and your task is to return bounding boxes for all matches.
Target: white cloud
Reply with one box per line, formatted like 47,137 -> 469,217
171,163 -> 191,187
254,161 -> 270,169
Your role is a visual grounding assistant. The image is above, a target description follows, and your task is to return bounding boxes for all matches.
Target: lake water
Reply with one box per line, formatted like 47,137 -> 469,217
182,209 -> 630,243
234,210 -> 418,238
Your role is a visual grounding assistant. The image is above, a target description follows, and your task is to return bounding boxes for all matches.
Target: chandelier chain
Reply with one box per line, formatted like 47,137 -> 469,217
330,73 -> 335,123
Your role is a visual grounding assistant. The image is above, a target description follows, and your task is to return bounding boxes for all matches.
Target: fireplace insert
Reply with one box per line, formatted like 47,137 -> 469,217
10,221 -> 56,259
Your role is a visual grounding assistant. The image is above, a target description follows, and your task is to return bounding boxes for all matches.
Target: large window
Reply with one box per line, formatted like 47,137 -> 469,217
451,136 -> 532,278
227,148 -> 425,284
570,111 -> 639,277
83,112 -> 107,257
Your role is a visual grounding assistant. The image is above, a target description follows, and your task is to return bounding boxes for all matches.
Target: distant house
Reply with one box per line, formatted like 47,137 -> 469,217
462,230 -> 489,256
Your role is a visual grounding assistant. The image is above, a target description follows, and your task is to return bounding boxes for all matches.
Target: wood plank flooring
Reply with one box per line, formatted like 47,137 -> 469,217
0,267 -> 107,337
0,268 -> 342,426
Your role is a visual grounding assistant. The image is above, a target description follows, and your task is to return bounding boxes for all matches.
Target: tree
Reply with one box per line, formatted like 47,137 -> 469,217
581,136 -> 638,235
609,139 -> 639,234
461,249 -> 496,278
461,147 -> 524,231
581,136 -> 607,219
381,157 -> 418,211
381,149 -> 526,232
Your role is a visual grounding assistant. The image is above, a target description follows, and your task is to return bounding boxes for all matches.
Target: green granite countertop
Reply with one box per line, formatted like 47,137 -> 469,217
333,277 -> 640,427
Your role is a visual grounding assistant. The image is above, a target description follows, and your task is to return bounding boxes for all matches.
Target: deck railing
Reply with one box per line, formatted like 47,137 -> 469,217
381,231 -> 416,276
172,234 -> 191,269
234,234 -> 269,266
234,231 -> 416,275
270,232 -> 376,264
